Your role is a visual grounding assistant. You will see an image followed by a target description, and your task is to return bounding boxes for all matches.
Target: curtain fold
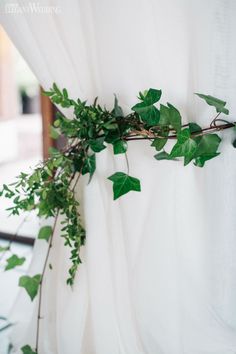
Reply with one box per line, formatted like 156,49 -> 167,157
1,0 -> 236,353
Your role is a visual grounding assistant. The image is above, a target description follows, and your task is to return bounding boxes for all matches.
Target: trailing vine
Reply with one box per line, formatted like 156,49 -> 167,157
0,84 -> 235,353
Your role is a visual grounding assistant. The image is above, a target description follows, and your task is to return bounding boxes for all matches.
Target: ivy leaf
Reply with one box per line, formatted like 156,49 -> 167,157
132,88 -> 162,125
189,122 -> 202,133
5,254 -> 26,271
167,103 -> 182,132
159,104 -> 170,126
112,95 -> 124,117
113,140 -> 128,154
195,93 -> 229,115
195,134 -> 221,156
154,151 -> 177,160
170,128 -> 197,165
38,225 -> 53,242
132,103 -> 160,126
193,134 -> 221,167
21,345 -> 37,354
104,129 -> 120,143
89,137 -> 106,153
194,153 -> 220,167
151,132 -> 168,151
108,172 -> 141,200
19,274 -> 41,301
142,88 -> 162,105
82,154 -> 96,182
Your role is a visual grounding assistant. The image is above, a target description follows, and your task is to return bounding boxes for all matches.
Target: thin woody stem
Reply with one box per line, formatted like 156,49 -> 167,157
125,121 -> 235,141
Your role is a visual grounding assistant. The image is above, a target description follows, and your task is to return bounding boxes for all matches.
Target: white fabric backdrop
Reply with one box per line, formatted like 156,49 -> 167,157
1,0 -> 236,353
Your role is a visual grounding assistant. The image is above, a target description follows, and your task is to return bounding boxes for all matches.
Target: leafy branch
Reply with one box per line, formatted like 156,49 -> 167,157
0,84 -> 235,353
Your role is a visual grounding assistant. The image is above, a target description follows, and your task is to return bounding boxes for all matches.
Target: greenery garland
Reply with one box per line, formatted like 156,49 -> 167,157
0,84 -> 235,353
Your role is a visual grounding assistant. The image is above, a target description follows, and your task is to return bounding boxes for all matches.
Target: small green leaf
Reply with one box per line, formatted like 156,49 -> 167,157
189,122 -> 202,133
167,103 -> 182,132
50,126 -> 60,140
43,90 -> 53,97
82,154 -> 96,182
132,88 -> 162,125
195,134 -> 221,156
54,119 -> 60,127
112,95 -> 124,117
5,254 -> 25,271
195,93 -> 229,115
142,88 -> 162,105
151,137 -> 168,151
154,151 -> 177,160
89,137 -> 106,153
53,82 -> 61,95
132,103 -> 160,126
21,345 -> 37,354
108,172 -> 141,200
62,88 -> 68,99
38,225 -> 53,242
194,153 -> 220,167
159,104 -> 170,126
113,140 -> 128,154
170,128 -> 197,165
19,274 -> 41,301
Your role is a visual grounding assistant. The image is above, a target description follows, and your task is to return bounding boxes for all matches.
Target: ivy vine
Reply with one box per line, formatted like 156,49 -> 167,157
0,84 -> 235,353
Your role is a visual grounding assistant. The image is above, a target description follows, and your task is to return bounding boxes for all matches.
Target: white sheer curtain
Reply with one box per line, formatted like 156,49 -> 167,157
1,0 -> 236,353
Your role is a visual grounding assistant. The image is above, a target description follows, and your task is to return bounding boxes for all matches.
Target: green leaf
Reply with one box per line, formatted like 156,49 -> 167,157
19,274 -> 41,301
21,345 -> 37,354
43,90 -> 53,97
195,93 -> 229,115
113,140 -> 128,154
193,134 -> 221,166
159,104 -> 170,126
5,254 -> 25,271
195,134 -> 221,156
167,103 -> 182,132
82,154 -> 96,182
151,137 -> 168,151
154,151 -> 177,160
53,82 -> 61,95
112,95 -> 124,117
170,128 -> 197,165
132,88 -> 162,125
189,122 -> 202,133
38,225 -> 53,242
50,126 -> 60,140
142,88 -> 162,105
194,153 -> 220,167
62,88 -> 68,99
132,104 -> 160,125
89,137 -> 106,153
108,172 -> 141,200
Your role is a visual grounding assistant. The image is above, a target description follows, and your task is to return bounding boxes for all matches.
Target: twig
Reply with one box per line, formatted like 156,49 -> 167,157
125,121 -> 235,141
35,210 -> 59,353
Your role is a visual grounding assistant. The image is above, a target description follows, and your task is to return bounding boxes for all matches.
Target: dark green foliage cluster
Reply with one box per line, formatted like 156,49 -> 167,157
0,84 -> 234,301
0,84 -> 234,354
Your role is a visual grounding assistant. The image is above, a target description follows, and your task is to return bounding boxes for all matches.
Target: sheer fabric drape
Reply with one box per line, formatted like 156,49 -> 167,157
1,0 -> 236,353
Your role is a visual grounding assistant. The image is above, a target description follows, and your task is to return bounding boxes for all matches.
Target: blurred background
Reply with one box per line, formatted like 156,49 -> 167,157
0,26 -> 55,351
